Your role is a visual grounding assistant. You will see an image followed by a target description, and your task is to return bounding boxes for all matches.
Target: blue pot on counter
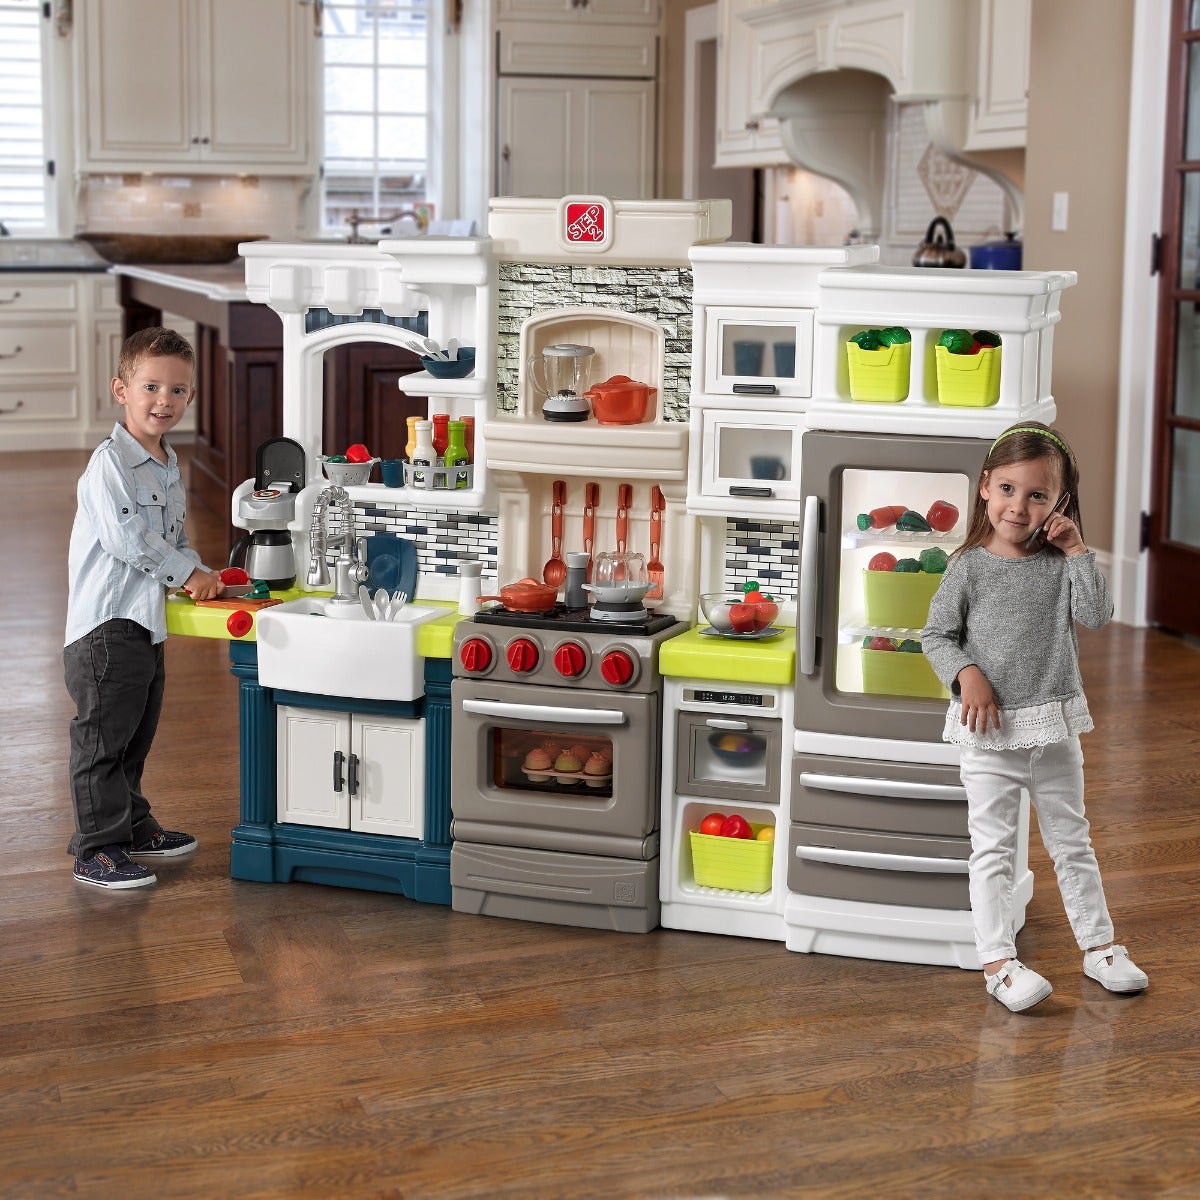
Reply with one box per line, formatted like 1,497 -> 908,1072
970,232 -> 1023,270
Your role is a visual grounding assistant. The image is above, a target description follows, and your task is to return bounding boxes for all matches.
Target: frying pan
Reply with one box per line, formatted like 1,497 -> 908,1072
477,577 -> 559,612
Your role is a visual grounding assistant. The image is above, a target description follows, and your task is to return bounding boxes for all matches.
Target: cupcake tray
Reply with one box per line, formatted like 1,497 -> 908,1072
522,767 -> 613,788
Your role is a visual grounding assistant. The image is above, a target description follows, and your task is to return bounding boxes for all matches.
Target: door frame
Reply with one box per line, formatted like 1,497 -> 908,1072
1114,0 -> 1170,626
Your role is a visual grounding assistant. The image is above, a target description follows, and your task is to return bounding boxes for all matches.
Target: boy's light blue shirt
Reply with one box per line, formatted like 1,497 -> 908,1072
65,423 -> 206,647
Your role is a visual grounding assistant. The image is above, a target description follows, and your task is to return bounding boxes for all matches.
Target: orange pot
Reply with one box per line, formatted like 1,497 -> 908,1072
585,376 -> 656,425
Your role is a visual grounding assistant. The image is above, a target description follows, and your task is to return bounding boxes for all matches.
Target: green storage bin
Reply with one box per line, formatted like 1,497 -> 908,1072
847,340 -> 911,403
861,647 -> 949,700
862,569 -> 942,629
935,344 -> 1001,407
690,823 -> 773,892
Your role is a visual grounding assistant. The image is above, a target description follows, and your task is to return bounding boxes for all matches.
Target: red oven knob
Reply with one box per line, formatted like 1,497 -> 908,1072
599,649 -> 635,687
554,641 -> 587,678
506,637 -> 539,673
459,636 -> 493,673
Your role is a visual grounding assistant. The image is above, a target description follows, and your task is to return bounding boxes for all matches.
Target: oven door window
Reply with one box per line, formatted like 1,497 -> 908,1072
493,728 -> 614,799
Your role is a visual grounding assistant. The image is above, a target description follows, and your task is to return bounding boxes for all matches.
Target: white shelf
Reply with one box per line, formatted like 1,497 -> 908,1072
401,372 -> 487,398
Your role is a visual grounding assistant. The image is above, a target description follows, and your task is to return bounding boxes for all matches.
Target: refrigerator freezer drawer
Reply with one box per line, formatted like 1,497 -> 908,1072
788,824 -> 971,910
792,754 -> 968,839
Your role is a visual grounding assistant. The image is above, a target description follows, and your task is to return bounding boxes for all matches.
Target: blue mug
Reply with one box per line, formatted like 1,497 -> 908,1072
732,340 -> 765,377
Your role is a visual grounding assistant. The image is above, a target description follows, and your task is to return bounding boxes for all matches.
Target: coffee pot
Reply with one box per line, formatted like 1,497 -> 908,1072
528,343 -> 596,423
228,528 -> 297,591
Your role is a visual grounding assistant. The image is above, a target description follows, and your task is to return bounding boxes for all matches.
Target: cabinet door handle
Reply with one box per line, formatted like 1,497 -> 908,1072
500,144 -> 512,196
0,291 -> 21,304
732,383 -> 778,395
0,399 -> 25,415
347,752 -> 359,797
729,485 -> 773,498
332,749 -> 345,792
0,345 -> 23,359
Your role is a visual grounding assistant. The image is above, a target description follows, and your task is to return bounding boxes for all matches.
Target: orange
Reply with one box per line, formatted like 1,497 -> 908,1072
755,826 -> 775,842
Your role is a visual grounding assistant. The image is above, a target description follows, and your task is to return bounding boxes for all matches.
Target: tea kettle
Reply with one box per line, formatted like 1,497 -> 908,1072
912,216 -> 967,268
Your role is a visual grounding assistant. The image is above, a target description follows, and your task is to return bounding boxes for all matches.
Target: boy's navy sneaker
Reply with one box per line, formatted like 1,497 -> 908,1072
128,829 -> 197,859
74,846 -> 156,890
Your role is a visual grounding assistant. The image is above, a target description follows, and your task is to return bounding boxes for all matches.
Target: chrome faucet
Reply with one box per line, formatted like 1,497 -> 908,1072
344,207 -> 428,244
306,486 -> 368,603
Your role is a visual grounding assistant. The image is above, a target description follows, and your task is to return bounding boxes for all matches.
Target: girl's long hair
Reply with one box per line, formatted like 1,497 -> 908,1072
955,421 -> 1083,558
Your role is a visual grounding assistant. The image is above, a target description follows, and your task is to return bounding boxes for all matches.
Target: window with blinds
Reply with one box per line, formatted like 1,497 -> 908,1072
321,0 -> 429,235
0,0 -> 50,234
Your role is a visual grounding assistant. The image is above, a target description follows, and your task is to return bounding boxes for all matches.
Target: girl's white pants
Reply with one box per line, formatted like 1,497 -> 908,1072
959,737 -> 1114,964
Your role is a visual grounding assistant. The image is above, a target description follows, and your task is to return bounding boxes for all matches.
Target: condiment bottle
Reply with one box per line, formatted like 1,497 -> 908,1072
405,416 -> 420,464
431,413 -> 450,461
564,551 -> 590,610
458,560 -> 483,615
443,420 -> 470,489
410,419 -> 434,487
460,415 -> 475,463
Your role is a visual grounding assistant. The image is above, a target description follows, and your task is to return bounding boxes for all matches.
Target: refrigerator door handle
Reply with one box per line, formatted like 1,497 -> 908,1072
794,845 -> 969,875
798,494 -> 821,675
799,772 -> 967,803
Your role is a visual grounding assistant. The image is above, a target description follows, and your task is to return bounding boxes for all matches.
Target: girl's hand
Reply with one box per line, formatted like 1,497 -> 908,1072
957,665 -> 1001,734
1044,511 -> 1086,556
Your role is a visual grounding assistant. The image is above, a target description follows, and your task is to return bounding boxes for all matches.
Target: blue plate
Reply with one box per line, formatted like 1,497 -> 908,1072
365,535 -> 418,598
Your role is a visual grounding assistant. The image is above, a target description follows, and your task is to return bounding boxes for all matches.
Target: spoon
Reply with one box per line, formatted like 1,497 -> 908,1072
445,337 -> 459,361
423,336 -> 449,360
543,479 -> 567,588
374,588 -> 389,620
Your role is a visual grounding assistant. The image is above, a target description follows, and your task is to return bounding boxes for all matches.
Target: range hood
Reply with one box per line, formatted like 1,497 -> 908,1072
741,0 -> 1023,237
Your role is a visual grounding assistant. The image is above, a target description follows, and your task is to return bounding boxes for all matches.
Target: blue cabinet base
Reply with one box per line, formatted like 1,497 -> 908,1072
231,822 -> 452,904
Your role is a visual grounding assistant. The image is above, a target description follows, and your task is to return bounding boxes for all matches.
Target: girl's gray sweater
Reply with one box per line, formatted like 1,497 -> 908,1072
921,547 -> 1112,708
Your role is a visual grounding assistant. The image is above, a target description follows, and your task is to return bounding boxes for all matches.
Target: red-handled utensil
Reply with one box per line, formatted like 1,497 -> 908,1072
543,479 -> 567,587
616,483 -> 632,555
647,485 -> 665,600
583,481 -> 599,580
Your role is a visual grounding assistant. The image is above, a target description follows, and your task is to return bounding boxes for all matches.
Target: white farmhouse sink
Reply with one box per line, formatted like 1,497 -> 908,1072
255,597 -> 443,702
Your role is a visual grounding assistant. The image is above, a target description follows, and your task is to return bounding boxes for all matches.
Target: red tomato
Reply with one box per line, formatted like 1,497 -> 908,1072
220,566 -> 250,586
743,588 -> 765,603
925,500 -> 959,532
345,442 -> 372,463
867,636 -> 897,651
699,813 -> 726,836
728,603 -> 759,633
868,552 -> 898,572
719,814 -> 753,839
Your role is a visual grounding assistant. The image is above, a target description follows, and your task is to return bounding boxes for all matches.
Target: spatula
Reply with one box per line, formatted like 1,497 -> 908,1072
647,485 -> 665,600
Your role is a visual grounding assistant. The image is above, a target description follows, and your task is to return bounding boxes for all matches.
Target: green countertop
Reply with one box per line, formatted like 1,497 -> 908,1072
166,591 -> 466,659
659,625 -> 796,685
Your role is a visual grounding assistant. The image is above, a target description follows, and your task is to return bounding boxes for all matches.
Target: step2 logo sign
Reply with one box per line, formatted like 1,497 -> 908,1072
557,196 -> 613,253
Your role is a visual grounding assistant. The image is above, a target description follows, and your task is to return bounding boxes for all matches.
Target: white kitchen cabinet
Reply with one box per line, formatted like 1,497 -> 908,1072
714,0 -> 789,169
965,0 -> 1030,150
277,705 -> 425,840
496,0 -> 657,22
496,18 -> 657,78
77,0 -> 314,173
496,76 -> 655,200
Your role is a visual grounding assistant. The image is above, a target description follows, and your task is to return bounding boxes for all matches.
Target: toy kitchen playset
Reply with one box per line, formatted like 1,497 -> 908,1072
179,196 -> 1076,971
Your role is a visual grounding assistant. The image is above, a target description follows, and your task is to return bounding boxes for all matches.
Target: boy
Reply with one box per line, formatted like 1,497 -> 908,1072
64,327 -> 224,889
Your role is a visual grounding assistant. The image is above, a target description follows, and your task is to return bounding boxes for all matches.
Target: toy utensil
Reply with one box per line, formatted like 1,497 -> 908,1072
616,483 -> 632,555
647,485 -> 665,599
1025,491 -> 1071,550
543,479 -> 567,587
583,481 -> 599,580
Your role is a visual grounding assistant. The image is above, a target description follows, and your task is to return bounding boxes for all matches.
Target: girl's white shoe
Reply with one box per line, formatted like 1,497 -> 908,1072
1083,944 -> 1149,993
984,959 -> 1053,1012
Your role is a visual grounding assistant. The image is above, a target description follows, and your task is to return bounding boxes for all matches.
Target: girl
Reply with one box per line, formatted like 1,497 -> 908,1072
922,422 -> 1147,1012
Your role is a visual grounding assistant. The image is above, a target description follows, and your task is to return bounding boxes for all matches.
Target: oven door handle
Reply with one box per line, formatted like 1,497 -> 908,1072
798,772 -> 966,802
460,699 -> 628,726
794,845 -> 969,874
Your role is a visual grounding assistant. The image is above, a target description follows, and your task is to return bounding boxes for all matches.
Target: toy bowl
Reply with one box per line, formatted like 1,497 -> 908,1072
707,730 -> 767,768
699,592 -> 780,635
421,347 -> 476,378
319,456 -> 377,486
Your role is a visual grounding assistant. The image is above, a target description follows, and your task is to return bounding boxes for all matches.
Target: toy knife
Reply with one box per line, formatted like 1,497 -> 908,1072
1025,491 -> 1071,550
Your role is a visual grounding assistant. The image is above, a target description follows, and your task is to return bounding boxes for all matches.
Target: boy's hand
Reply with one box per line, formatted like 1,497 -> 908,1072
183,567 -> 222,601
957,665 -> 1001,734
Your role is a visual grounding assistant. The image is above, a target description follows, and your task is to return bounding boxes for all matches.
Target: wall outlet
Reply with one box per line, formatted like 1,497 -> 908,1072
1051,192 -> 1069,232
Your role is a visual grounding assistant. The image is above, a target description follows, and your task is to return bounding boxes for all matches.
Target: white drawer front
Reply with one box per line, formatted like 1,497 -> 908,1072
0,382 -> 80,423
0,278 -> 82,313
0,321 -> 79,376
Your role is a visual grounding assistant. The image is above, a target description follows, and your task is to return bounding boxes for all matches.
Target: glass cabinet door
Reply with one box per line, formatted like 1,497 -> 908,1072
700,411 -> 801,502
702,306 -> 814,400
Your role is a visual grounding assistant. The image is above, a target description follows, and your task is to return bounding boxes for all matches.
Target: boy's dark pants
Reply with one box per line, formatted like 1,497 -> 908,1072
64,619 -> 167,858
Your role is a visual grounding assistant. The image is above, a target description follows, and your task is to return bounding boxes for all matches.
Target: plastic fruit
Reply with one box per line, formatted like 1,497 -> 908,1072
719,815 -> 753,839
220,566 -> 250,586
345,442 -> 372,463
868,552 -> 898,572
919,546 -> 949,574
926,499 -> 959,532
867,636 -> 896,651
699,813 -> 726,836
755,826 -> 775,842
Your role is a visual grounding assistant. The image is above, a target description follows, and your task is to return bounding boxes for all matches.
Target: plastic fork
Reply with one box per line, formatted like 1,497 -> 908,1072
388,590 -> 409,619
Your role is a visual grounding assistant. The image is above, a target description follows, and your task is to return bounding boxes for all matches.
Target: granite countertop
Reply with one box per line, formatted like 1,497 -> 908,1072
659,624 -> 796,686
0,239 -> 110,272
109,262 -> 249,302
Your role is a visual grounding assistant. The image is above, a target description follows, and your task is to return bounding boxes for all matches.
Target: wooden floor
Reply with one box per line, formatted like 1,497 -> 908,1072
2,448 -> 1199,1200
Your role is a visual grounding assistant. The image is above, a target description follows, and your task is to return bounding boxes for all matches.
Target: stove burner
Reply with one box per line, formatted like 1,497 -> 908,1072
589,601 -> 649,623
475,603 -> 678,637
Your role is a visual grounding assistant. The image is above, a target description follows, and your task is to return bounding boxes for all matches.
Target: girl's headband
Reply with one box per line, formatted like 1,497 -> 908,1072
989,426 -> 1070,455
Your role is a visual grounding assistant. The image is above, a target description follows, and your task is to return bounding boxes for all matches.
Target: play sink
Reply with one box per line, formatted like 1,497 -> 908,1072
255,597 -> 443,702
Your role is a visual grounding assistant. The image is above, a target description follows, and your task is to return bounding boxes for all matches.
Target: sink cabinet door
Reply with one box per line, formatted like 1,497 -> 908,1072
352,715 -> 425,839
277,706 -> 351,830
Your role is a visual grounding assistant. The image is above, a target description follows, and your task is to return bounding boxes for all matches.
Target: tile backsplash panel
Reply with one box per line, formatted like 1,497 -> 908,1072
724,518 -> 800,600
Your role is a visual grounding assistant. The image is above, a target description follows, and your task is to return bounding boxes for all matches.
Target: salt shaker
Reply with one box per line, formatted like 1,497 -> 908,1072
458,560 -> 483,615
564,551 -> 590,610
